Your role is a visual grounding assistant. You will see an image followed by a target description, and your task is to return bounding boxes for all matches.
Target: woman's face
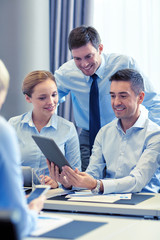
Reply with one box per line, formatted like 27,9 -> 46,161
25,78 -> 58,120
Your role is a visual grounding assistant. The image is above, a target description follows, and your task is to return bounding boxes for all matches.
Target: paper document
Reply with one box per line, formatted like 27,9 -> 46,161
66,190 -> 132,203
31,213 -> 73,236
46,188 -> 71,199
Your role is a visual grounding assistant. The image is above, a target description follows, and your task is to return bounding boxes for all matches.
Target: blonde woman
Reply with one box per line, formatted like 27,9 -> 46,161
0,60 -> 45,238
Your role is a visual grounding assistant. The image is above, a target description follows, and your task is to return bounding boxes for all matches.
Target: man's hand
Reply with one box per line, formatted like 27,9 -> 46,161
62,166 -> 97,190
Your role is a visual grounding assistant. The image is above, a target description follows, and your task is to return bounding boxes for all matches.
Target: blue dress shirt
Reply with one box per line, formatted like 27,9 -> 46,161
9,112 -> 81,176
0,116 -> 37,237
86,110 -> 160,194
55,53 -> 160,129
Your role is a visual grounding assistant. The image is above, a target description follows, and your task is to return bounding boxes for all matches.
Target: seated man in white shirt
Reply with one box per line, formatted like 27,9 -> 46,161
47,68 -> 160,194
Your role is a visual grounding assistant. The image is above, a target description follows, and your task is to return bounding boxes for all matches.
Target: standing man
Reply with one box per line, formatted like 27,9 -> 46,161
55,25 -> 160,171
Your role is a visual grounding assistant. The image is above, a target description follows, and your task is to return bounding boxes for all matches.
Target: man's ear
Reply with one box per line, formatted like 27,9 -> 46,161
25,94 -> 32,103
138,91 -> 145,104
98,44 -> 103,54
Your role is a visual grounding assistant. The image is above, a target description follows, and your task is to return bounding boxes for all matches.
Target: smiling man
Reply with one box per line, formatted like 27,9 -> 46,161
60,69 -> 160,194
109,71 -> 145,133
55,25 -> 160,171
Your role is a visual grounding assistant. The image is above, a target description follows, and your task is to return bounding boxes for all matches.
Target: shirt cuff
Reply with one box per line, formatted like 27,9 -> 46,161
101,179 -> 117,194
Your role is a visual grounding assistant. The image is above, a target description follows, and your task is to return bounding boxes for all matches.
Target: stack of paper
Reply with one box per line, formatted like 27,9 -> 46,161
66,190 -> 132,203
31,213 -> 73,236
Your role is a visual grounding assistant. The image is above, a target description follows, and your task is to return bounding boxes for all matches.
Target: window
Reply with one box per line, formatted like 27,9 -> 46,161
93,0 -> 160,91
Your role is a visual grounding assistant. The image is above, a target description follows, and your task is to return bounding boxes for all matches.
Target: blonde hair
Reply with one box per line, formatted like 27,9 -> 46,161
22,70 -> 56,97
0,60 -> 10,92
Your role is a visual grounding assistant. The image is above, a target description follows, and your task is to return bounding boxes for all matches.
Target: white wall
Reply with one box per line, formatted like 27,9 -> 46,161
0,0 -> 50,119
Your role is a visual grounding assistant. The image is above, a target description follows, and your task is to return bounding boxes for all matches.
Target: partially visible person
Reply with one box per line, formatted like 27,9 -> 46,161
0,59 -> 45,238
9,70 -> 81,188
55,25 -> 160,171
51,69 -> 160,194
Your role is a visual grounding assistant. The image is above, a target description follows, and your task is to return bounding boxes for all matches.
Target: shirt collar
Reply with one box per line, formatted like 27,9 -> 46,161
116,107 -> 148,133
21,111 -> 32,124
21,111 -> 58,129
96,53 -> 105,78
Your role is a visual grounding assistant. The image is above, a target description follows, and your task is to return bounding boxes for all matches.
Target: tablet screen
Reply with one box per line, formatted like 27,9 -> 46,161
32,135 -> 71,172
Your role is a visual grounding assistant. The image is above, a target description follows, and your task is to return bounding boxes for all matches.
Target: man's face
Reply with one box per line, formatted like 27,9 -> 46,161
110,81 -> 144,130
71,42 -> 103,76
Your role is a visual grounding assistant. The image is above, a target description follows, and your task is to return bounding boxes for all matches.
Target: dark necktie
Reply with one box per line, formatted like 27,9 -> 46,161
89,73 -> 101,153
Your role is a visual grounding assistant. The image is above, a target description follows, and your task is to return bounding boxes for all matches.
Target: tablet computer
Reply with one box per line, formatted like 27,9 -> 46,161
27,185 -> 50,204
32,135 -> 71,172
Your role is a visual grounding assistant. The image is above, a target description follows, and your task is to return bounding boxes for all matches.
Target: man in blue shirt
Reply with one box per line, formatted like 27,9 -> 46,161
55,25 -> 160,171
58,69 -> 160,194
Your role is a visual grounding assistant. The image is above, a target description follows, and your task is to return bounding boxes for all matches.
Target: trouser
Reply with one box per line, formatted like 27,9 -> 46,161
79,129 -> 90,171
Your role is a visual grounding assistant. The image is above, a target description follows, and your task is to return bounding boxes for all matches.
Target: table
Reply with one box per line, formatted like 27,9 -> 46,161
26,210 -> 160,240
44,192 -> 160,219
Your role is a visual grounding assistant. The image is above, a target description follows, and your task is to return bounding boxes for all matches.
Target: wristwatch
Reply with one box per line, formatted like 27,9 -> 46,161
91,180 -> 101,194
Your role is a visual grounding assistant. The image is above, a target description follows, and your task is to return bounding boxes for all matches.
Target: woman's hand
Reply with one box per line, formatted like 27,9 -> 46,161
39,174 -> 58,189
28,195 -> 46,213
46,159 -> 72,189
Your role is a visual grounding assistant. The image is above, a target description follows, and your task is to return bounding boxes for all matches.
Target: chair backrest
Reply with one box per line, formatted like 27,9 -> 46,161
0,210 -> 20,240
21,166 -> 32,187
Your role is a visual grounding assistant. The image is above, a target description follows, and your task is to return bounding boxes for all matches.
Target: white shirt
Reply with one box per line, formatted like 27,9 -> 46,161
9,112 -> 81,176
86,110 -> 160,194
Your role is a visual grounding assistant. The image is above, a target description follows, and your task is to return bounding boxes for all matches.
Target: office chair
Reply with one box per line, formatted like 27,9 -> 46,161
0,210 -> 20,240
22,166 -> 41,194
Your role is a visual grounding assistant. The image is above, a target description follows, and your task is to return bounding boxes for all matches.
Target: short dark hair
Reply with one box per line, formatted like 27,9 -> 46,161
68,25 -> 101,51
109,69 -> 144,95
